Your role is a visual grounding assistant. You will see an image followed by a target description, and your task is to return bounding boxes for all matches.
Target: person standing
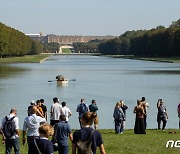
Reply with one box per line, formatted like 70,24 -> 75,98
22,106 -> 46,154
134,100 -> 146,134
0,108 -> 20,154
72,111 -> 106,154
36,100 -> 44,117
61,101 -> 72,122
178,103 -> 180,129
157,99 -> 168,130
89,100 -> 99,129
141,97 -> 149,129
113,102 -> 125,134
33,123 -> 54,154
54,114 -> 73,154
40,99 -> 48,121
120,100 -> 128,128
50,97 -> 62,126
28,100 -> 36,116
76,98 -> 88,128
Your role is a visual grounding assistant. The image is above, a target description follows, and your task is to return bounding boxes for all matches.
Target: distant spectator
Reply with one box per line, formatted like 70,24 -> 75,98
113,102 -> 125,134
61,101 -> 72,122
53,114 -> 73,154
28,100 -> 36,116
178,103 -> 180,129
134,100 -> 146,134
50,97 -> 62,126
36,100 -> 44,117
119,100 -> 128,128
141,97 -> 149,129
40,99 -> 48,120
1,108 -> 20,154
76,98 -> 88,128
89,100 -> 99,129
157,99 -> 168,130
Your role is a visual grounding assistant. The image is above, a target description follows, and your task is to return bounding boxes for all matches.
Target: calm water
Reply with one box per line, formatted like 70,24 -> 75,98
0,55 -> 180,129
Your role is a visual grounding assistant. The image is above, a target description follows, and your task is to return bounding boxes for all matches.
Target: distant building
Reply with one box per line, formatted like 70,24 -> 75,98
25,33 -> 43,42
26,33 -> 118,45
42,35 -> 117,45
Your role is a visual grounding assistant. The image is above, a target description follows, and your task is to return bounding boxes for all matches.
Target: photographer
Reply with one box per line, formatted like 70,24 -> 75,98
157,99 -> 168,130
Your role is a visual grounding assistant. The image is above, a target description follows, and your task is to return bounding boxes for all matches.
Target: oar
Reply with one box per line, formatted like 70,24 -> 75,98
48,80 -> 57,82
68,79 -> 76,81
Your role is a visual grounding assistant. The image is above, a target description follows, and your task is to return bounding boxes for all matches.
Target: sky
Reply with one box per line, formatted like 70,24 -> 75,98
0,0 -> 180,36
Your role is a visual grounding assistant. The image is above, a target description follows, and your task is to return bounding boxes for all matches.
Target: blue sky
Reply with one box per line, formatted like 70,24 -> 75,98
0,0 -> 180,36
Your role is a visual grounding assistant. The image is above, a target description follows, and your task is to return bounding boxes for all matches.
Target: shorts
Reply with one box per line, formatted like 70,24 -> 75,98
94,116 -> 98,125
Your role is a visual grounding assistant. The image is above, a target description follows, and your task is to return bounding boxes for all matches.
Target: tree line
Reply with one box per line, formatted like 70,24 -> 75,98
0,22 -> 43,57
73,39 -> 102,53
98,19 -> 180,57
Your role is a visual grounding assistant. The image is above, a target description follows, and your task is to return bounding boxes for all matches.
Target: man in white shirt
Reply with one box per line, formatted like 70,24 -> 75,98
22,105 -> 46,154
0,108 -> 20,154
50,97 -> 62,126
61,101 -> 72,122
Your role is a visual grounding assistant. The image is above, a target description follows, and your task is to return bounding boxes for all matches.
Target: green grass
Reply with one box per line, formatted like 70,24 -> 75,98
0,54 -> 50,63
0,129 -> 179,154
62,48 -> 72,54
105,55 -> 180,63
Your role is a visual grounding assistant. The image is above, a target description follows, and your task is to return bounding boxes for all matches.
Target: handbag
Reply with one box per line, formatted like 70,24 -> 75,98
34,139 -> 42,154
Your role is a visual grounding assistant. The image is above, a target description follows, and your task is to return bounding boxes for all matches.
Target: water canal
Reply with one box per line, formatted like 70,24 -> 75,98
0,55 -> 180,129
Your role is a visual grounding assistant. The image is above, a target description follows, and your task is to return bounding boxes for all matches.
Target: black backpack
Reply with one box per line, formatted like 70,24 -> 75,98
76,130 -> 94,154
3,116 -> 16,138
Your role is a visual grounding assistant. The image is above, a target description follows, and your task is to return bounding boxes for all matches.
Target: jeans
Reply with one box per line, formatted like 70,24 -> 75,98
58,145 -> 68,154
5,138 -> 20,154
114,118 -> 124,134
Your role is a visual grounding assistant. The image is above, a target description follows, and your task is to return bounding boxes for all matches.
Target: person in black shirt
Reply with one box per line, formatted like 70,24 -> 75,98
40,99 -> 48,120
72,112 -> 106,154
32,123 -> 54,154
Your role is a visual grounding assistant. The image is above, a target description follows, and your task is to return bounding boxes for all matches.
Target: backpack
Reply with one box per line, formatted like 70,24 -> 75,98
80,103 -> 88,113
3,116 -> 16,138
76,130 -> 94,154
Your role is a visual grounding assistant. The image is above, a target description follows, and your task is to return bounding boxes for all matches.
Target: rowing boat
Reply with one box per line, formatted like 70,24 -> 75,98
57,79 -> 69,85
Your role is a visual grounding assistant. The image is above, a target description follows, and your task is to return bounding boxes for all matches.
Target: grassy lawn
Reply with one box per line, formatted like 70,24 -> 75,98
62,48 -> 72,54
0,54 -> 50,63
0,129 -> 179,154
106,55 -> 180,63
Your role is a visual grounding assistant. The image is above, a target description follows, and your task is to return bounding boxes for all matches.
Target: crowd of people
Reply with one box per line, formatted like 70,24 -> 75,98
0,96 -> 180,154
113,97 -> 180,135
0,98 -> 104,154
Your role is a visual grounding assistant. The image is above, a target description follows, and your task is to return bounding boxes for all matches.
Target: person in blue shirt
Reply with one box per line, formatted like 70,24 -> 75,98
54,114 -> 73,154
76,98 -> 88,128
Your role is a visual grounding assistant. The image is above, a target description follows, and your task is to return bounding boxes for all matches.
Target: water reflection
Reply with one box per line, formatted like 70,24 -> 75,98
125,70 -> 180,75
0,65 -> 27,78
144,70 -> 180,75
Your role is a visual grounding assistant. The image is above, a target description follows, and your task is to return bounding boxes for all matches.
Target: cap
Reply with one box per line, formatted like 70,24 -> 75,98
30,100 -> 35,105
